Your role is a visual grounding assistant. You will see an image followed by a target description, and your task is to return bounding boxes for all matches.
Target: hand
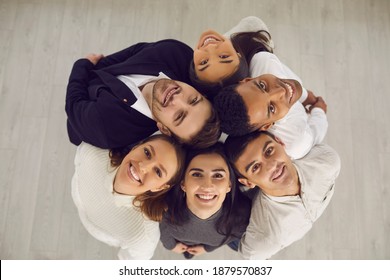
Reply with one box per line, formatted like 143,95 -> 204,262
310,96 -> 327,113
85,53 -> 104,65
186,245 -> 206,256
302,90 -> 318,107
171,242 -> 188,254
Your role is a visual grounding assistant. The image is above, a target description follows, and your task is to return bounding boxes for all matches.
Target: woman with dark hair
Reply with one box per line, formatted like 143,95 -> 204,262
189,16 -> 273,100
71,134 -> 185,259
159,143 -> 251,259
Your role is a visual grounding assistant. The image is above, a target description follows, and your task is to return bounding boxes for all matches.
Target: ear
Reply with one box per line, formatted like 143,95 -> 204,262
150,184 -> 170,192
180,181 -> 185,192
259,122 -> 273,131
157,122 -> 171,136
238,178 -> 257,189
239,77 -> 253,83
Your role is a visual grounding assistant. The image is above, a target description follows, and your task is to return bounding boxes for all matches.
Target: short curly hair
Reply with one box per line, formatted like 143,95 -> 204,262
213,84 -> 257,136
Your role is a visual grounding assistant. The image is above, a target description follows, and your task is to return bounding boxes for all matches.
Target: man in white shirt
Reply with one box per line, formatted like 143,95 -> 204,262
224,131 -> 341,259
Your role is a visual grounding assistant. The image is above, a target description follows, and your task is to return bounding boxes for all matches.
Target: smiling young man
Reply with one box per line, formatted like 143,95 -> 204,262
224,131 -> 341,259
66,39 -> 220,150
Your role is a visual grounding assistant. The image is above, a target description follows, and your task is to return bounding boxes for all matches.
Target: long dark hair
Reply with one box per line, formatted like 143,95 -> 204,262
109,134 -> 186,222
189,30 -> 273,100
165,142 -> 251,242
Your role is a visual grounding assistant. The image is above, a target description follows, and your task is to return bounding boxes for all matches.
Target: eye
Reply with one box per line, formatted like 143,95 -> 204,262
200,59 -> 208,65
258,81 -> 266,90
191,172 -> 202,177
175,112 -> 184,122
213,173 -> 224,179
144,148 -> 151,159
269,103 -> 276,114
190,96 -> 198,105
219,55 -> 229,59
154,167 -> 162,178
265,147 -> 274,157
251,163 -> 260,173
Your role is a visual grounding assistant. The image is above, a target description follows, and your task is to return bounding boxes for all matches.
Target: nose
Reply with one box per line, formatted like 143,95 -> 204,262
270,87 -> 289,115
200,176 -> 214,189
139,160 -> 155,174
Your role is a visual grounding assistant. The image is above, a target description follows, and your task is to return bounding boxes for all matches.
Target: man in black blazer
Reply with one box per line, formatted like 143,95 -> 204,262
66,39 -> 220,149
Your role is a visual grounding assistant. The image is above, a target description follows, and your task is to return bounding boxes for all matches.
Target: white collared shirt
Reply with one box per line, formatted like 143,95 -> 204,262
250,51 -> 328,159
239,144 -> 341,260
116,72 -> 171,119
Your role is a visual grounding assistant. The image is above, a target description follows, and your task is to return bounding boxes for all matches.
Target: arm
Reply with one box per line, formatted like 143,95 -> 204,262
307,97 -> 328,145
159,220 -> 180,251
224,16 -> 271,37
94,42 -> 149,69
65,58 -> 109,148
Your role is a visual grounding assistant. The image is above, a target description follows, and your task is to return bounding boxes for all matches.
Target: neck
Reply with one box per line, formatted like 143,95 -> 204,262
187,202 -> 219,220
140,82 -> 154,108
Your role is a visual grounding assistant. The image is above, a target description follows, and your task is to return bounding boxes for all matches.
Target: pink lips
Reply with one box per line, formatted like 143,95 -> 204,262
127,162 -> 141,184
271,165 -> 285,181
162,85 -> 179,106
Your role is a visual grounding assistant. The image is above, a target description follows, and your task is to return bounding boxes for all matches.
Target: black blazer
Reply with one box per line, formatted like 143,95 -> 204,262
65,39 -> 193,149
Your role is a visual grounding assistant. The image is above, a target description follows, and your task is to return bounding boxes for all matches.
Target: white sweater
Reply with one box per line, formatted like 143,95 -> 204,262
71,142 -> 160,259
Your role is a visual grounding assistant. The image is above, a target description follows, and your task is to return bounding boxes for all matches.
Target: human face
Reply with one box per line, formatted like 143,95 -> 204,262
114,139 -> 178,196
194,30 -> 240,83
150,79 -> 212,142
182,153 -> 231,219
234,134 -> 299,196
237,74 -> 303,130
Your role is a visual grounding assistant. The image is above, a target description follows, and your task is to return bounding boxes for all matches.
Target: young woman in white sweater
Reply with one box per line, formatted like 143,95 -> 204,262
71,134 -> 185,259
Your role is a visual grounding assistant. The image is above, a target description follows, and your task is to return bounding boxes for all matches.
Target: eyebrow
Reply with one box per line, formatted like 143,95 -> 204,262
176,96 -> 203,127
253,81 -> 271,119
198,60 -> 234,72
244,140 -> 273,173
149,144 -> 167,177
189,168 -> 227,173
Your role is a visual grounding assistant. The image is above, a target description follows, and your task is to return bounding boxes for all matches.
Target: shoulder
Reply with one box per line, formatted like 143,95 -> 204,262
74,142 -> 110,167
151,39 -> 193,53
295,144 -> 341,181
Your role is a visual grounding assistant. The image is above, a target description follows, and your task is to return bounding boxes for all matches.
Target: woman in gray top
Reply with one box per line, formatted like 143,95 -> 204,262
159,143 -> 251,259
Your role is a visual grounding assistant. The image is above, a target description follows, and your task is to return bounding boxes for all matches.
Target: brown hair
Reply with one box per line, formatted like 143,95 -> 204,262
172,106 -> 221,149
109,134 -> 186,221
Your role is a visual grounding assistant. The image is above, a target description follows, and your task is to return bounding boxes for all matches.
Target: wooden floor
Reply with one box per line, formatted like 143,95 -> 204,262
0,0 -> 389,260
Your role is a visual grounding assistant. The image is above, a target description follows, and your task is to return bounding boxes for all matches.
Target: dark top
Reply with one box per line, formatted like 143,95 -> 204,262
65,39 -> 193,149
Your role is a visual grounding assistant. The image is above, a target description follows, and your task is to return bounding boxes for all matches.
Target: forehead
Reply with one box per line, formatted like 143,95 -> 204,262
174,98 -> 212,141
146,140 -> 178,166
188,153 -> 227,169
237,82 -> 268,127
196,60 -> 240,83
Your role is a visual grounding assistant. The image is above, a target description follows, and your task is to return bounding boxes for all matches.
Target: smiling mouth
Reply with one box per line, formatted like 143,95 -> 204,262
128,163 -> 141,184
272,165 -> 285,181
162,86 -> 180,107
196,194 -> 217,202
282,81 -> 294,104
201,36 -> 221,47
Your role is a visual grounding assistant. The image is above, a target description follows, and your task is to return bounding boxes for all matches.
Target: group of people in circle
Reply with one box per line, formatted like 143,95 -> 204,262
66,16 -> 340,260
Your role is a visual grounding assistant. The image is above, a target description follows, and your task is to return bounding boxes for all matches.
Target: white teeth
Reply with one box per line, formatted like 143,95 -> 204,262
130,165 -> 140,182
197,194 -> 215,200
285,83 -> 293,97
203,37 -> 218,46
164,88 -> 177,106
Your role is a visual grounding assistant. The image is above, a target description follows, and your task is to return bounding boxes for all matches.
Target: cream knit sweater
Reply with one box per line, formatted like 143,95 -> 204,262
71,142 -> 160,259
